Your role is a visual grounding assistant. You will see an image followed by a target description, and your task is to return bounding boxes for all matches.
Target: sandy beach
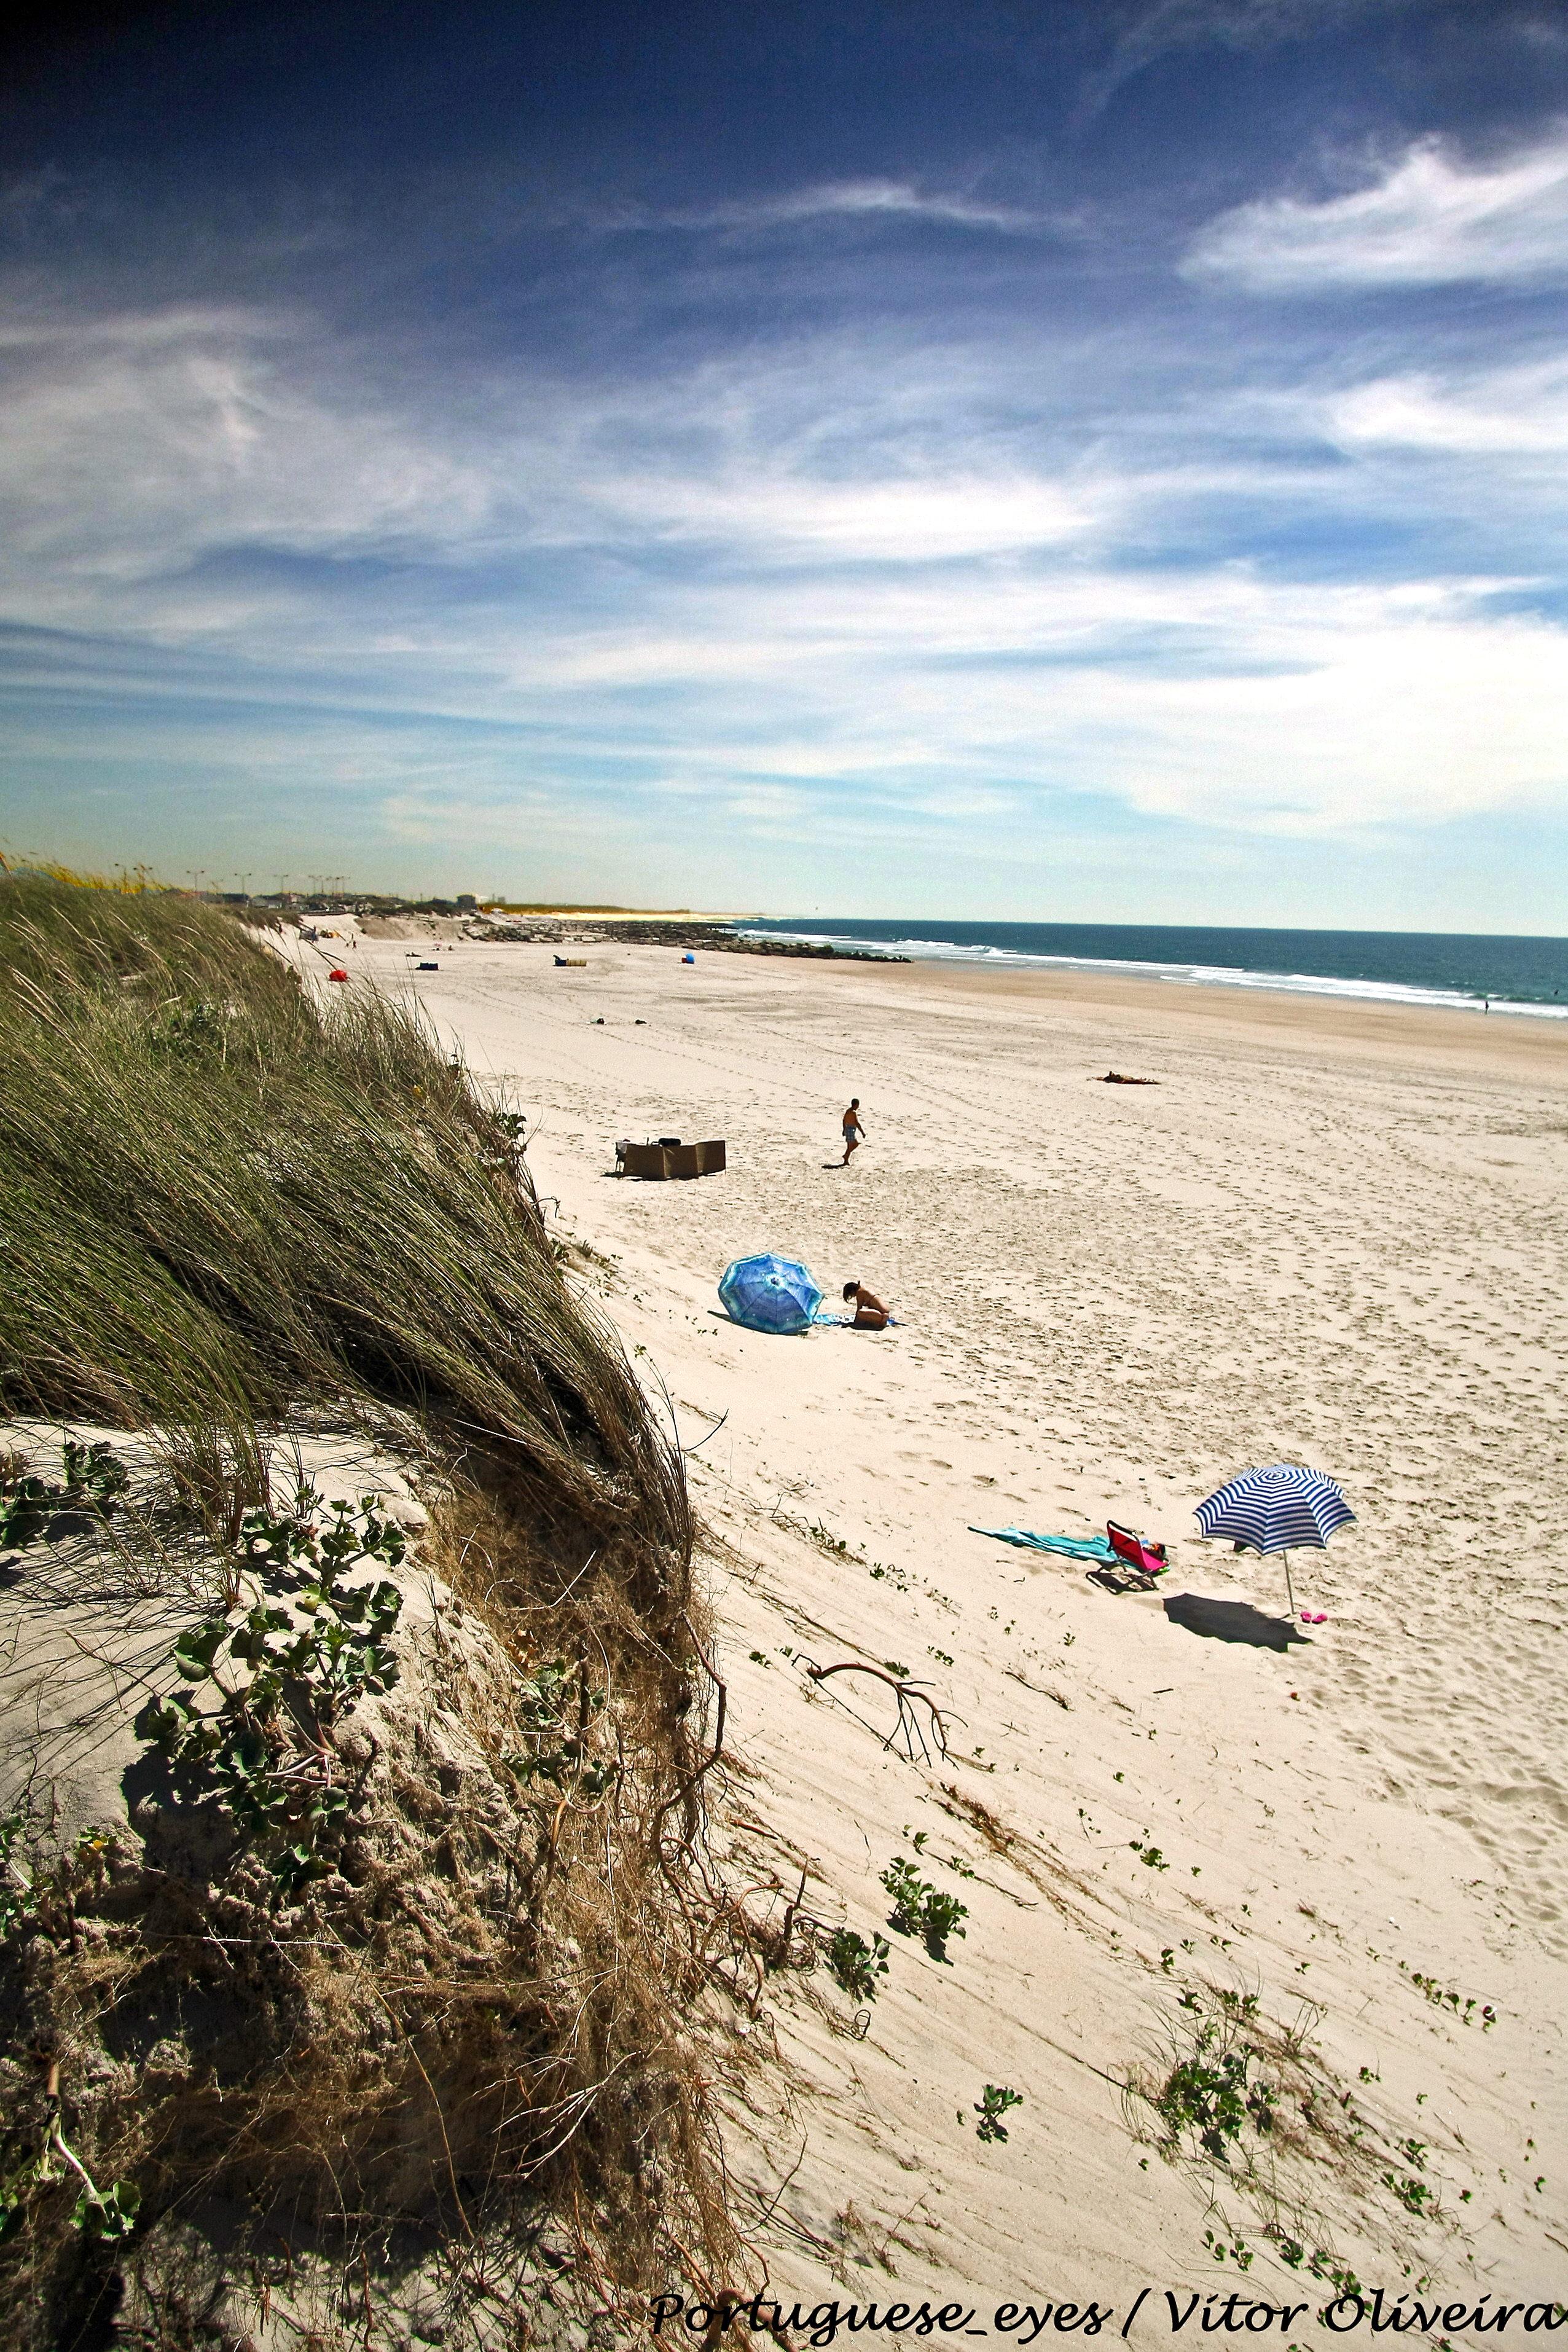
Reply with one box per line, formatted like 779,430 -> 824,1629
324,926 -> 1568,2308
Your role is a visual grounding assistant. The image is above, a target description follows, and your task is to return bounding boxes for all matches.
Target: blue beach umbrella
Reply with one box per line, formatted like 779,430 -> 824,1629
1194,1463 -> 1354,1619
718,1253 -> 823,1335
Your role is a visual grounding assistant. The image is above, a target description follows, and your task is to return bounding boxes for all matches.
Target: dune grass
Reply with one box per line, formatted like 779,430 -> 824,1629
0,877 -> 688,1562
0,877 -> 742,2343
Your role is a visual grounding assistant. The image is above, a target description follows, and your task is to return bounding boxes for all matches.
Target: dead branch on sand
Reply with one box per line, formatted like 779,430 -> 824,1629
798,1658 -> 958,1765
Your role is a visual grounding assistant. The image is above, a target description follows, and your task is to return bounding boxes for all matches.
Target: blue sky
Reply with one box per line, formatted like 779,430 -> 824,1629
2,0 -> 1566,925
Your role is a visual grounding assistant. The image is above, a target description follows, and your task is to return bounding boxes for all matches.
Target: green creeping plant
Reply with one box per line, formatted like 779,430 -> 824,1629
1156,2024 -> 1277,2163
134,1489 -> 406,1897
974,2086 -> 1022,2144
825,1928 -> 892,2004
880,1858 -> 969,1957
147,997 -> 229,1056
0,2108 -> 141,2249
880,1857 -> 930,1935
60,1441 -> 130,1507
500,1657 -> 617,1798
0,1811 -> 40,1940
0,1440 -> 130,1548
75,2178 -> 141,2242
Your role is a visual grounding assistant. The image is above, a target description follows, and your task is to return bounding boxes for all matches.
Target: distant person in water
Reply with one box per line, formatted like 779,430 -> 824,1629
842,1280 -> 889,1330
841,1098 -> 864,1164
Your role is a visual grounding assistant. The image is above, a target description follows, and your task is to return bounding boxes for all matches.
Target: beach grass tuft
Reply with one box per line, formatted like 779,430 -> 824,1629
0,876 -> 737,2342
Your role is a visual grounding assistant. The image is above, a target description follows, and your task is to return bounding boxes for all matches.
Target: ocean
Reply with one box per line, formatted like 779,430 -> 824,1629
736,920 -> 1568,1020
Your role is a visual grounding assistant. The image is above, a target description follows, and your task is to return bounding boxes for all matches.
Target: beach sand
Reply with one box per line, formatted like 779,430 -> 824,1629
336,928 -> 1568,2309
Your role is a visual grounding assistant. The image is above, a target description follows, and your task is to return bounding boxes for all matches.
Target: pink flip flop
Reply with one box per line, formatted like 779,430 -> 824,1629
1299,1610 -> 1327,1625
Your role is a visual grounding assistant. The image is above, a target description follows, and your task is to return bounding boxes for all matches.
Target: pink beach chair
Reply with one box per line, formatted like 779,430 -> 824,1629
1106,1521 -> 1169,1586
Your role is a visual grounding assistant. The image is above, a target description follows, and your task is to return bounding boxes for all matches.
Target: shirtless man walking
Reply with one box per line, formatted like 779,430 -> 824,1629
841,1098 -> 865,1166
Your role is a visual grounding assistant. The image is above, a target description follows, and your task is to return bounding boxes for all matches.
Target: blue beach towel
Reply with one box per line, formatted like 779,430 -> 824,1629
970,1526 -> 1117,1562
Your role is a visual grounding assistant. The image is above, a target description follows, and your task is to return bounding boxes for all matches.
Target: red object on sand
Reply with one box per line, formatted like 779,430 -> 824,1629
1107,1522 -> 1169,1578
328,967 -> 349,982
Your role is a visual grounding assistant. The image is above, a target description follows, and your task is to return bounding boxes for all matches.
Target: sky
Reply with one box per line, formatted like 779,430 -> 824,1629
2,0 -> 1567,927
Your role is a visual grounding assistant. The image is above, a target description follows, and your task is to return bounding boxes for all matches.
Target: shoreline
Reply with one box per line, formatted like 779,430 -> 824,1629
735,929 -> 1568,1029
781,949 -> 1568,1076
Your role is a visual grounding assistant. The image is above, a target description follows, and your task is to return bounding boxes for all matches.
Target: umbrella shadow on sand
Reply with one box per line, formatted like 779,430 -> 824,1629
1162,1591 -> 1307,1652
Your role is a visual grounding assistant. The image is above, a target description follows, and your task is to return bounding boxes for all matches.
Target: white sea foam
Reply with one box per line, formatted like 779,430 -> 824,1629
735,929 -> 1568,1019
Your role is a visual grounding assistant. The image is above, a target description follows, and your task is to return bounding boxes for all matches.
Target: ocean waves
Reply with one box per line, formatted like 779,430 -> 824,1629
735,923 -> 1568,1019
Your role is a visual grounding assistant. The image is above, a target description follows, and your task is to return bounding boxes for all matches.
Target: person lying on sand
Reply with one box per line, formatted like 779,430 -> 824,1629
842,1280 -> 889,1330
841,1098 -> 865,1164
1097,1070 -> 1158,1084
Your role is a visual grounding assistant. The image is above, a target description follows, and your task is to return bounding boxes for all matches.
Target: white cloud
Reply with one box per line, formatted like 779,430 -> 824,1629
657,179 -> 1048,235
1080,0 -> 1406,117
0,304 -> 502,600
417,561 -> 1568,836
1071,602 -> 1568,831
12,561 -> 1566,847
2,294 -> 1566,852
0,305 -> 287,352
596,473 -> 1092,561
1184,127 -> 1568,291
1325,356 -> 1568,455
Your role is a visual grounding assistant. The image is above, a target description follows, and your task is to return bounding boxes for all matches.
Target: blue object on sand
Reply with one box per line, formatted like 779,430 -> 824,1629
1194,1461 -> 1352,1619
970,1526 -> 1117,1561
682,952 -> 696,964
1193,1464 -> 1353,1555
719,1253 -> 823,1335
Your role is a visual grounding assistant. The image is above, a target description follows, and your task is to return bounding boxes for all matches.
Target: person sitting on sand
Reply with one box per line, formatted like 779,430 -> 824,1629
842,1280 -> 889,1330
841,1098 -> 865,1164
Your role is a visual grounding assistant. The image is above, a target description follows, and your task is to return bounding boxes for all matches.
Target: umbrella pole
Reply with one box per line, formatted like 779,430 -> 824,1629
1282,1550 -> 1297,1618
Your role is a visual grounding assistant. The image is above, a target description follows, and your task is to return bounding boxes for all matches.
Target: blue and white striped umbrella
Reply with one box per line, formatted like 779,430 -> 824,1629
1194,1464 -> 1354,1620
1194,1464 -> 1355,1556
